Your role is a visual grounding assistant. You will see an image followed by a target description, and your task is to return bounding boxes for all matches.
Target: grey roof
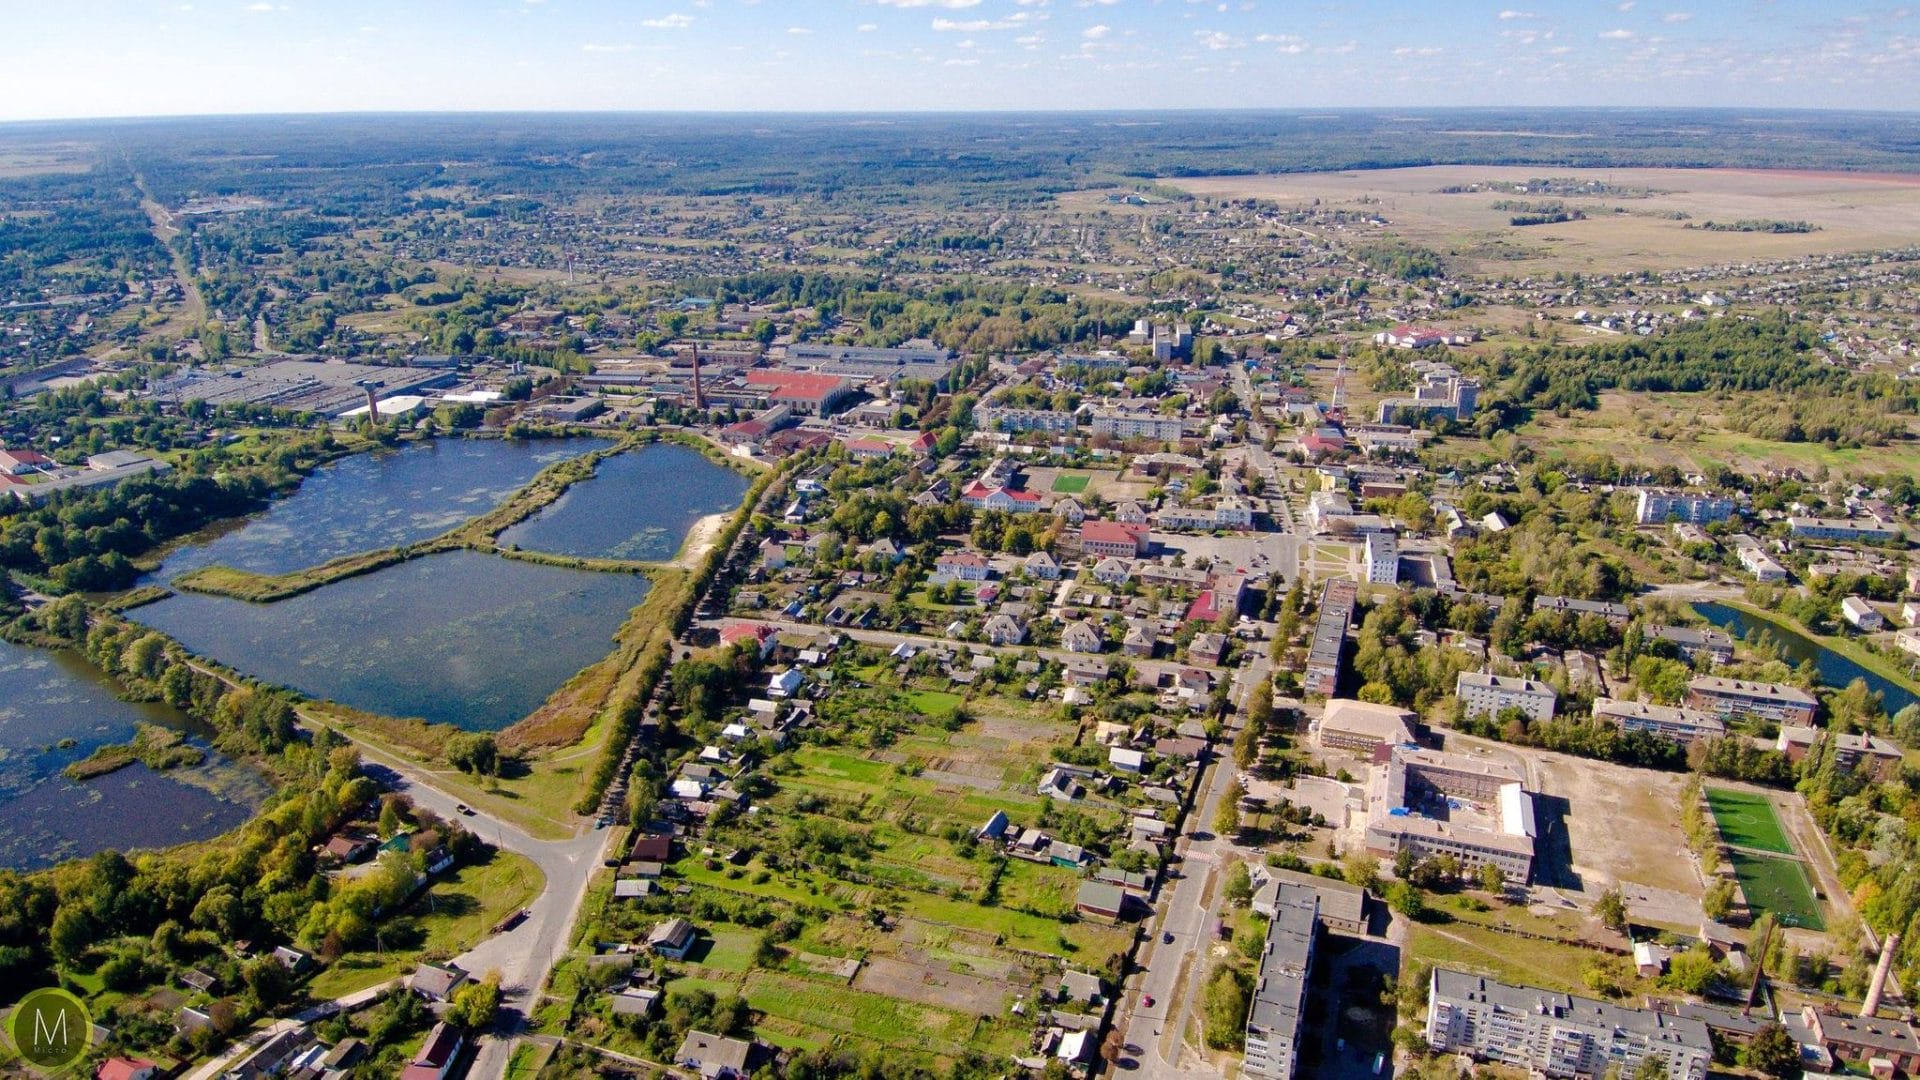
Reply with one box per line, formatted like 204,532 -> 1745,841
1261,867 -> 1367,926
1247,884 -> 1318,1038
1431,968 -> 1712,1051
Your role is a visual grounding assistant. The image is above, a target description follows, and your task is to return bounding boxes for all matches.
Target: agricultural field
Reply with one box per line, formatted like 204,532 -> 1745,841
1175,166 -> 1920,276
1704,787 -> 1795,855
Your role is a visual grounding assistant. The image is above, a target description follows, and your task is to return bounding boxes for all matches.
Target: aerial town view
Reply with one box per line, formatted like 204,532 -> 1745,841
3,4 -> 1920,1080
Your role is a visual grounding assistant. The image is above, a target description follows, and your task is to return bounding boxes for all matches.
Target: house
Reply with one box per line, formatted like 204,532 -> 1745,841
1109,747 -> 1145,773
978,810 -> 1011,841
1059,970 -> 1105,1006
1061,620 -> 1105,654
1025,551 -> 1061,580
96,1060 -> 158,1080
1038,767 -> 1084,801
932,551 -> 992,583
720,622 -> 778,659
0,449 -> 52,475
408,962 -> 469,1002
648,917 -> 698,960
1076,881 -> 1132,921
758,536 -> 787,570
1092,556 -> 1133,585
675,1030 -> 758,1080
1123,622 -> 1156,658
1053,497 -> 1086,524
1188,631 -> 1227,665
1842,596 -> 1885,632
767,667 -> 804,698
612,988 -> 662,1017
271,945 -> 311,973
400,1022 -> 464,1080
984,614 -> 1026,646
321,834 -> 374,865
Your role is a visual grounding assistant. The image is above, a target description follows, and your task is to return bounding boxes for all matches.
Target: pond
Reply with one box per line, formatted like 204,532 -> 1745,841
1693,601 -> 1919,715
0,637 -> 269,870
132,550 -> 651,731
152,436 -> 613,580
498,443 -> 750,562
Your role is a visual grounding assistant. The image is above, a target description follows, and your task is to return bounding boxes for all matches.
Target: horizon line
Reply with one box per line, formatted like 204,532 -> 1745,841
8,103 -> 1920,129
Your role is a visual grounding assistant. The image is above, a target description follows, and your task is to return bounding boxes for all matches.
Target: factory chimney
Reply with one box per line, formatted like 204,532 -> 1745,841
1863,933 -> 1902,1018
690,343 -> 705,411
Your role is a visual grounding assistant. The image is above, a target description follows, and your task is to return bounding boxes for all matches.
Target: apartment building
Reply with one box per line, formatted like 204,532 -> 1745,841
1090,409 -> 1185,442
1241,884 -> 1319,1080
1304,579 -> 1357,698
1425,969 -> 1712,1080
1634,488 -> 1737,526
1456,672 -> 1559,723
1684,676 -> 1817,726
1591,697 -> 1727,745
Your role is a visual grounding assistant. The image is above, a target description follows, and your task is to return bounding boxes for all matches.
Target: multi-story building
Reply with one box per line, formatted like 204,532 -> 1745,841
1079,519 -> 1152,559
1532,595 -> 1632,626
1364,748 -> 1536,881
1374,361 -> 1479,423
1241,884 -> 1319,1080
1426,969 -> 1712,1080
1685,676 -> 1817,725
1592,697 -> 1727,745
975,406 -> 1078,435
1644,624 -> 1735,666
1456,672 -> 1558,723
1303,579 -> 1357,697
1090,409 -> 1185,442
1364,532 -> 1399,585
1777,725 -> 1904,780
1787,516 -> 1904,543
1634,488 -> 1737,526
1738,544 -> 1789,582
1318,699 -> 1417,756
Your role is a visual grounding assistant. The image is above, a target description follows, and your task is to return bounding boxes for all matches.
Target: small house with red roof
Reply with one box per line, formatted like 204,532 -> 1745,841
720,623 -> 778,659
0,449 -> 52,476
96,1060 -> 157,1080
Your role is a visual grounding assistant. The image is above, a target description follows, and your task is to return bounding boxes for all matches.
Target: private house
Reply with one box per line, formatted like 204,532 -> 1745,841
720,622 -> 778,659
675,1031 -> 758,1080
649,917 -> 698,960
1038,767 -> 1085,801
932,551 -> 991,583
1075,881 -> 1132,921
984,614 -> 1026,645
1061,620 -> 1105,653
1025,551 -> 1061,580
408,962 -> 469,1002
96,1060 -> 158,1080
767,667 -> 804,699
1842,596 -> 1884,632
1093,557 -> 1133,585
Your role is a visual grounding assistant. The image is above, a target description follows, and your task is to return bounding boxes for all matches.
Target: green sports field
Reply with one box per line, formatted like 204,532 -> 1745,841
1727,849 -> 1825,930
1705,788 -> 1793,854
1050,473 -> 1091,493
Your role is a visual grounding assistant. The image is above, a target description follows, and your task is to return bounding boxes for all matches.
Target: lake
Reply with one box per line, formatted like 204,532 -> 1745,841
132,550 -> 651,731
498,443 -> 750,561
152,436 -> 613,580
1693,601 -> 1919,715
0,638 -> 269,870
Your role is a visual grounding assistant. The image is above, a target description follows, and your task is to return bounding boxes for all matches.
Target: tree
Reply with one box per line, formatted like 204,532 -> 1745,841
48,904 -> 92,969
1343,852 -> 1380,891
1224,862 -> 1253,906
1595,888 -> 1629,933
1631,1055 -> 1669,1080
1745,1022 -> 1800,1077
1478,862 -> 1505,896
1215,779 -> 1244,837
1701,877 -> 1737,921
449,973 -> 502,1030
1385,881 -> 1426,919
446,732 -> 499,777
1202,966 -> 1254,1050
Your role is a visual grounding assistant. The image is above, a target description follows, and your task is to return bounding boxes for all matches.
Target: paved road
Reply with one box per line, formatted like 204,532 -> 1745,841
353,742 -> 612,1080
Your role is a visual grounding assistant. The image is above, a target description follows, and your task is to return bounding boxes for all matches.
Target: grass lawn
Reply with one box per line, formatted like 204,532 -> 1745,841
1406,921 -> 1604,996
1051,473 -> 1092,494
1705,788 -> 1794,854
1727,850 -> 1826,930
904,689 -> 964,718
306,850 -> 545,999
690,927 -> 762,973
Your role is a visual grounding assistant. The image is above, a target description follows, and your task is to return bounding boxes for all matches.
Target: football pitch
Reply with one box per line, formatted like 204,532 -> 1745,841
1050,473 -> 1091,493
1705,787 -> 1794,854
1726,849 -> 1825,930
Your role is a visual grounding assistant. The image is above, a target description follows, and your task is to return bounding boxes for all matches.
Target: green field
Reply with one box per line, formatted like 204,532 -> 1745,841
1727,850 -> 1825,930
1050,473 -> 1091,493
1705,788 -> 1794,854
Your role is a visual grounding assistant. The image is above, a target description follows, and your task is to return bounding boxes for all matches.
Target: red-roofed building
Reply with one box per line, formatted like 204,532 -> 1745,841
401,1023 -> 464,1080
96,1060 -> 158,1080
843,437 -> 895,461
910,430 -> 937,458
961,481 -> 1043,514
0,449 -> 52,476
1080,519 -> 1152,559
1186,589 -> 1222,625
746,370 -> 854,416
720,623 -> 778,659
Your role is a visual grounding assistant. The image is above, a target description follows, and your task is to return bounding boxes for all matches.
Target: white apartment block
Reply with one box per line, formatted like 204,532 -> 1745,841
1456,672 -> 1558,723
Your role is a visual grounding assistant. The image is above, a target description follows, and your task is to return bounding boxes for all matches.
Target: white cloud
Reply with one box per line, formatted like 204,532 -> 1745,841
944,56 -> 980,64
1256,32 -> 1307,53
1392,45 -> 1443,56
932,13 -> 1031,30
1083,23 -> 1110,38
874,0 -> 982,6
1662,11 -> 1692,22
640,13 -> 693,28
1196,29 -> 1241,49
857,21 -> 878,30
244,2 -> 275,10
581,42 -> 634,52
1599,28 -> 1635,39
1015,32 -> 1045,46
787,25 -> 812,33
1498,9 -> 1535,18
1617,0 -> 1636,9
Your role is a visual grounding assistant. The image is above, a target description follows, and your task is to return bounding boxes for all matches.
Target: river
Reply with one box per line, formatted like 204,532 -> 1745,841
1692,601 -> 1919,715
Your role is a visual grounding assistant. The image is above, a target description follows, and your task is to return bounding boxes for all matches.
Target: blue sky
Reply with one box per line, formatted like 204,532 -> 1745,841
3,0 -> 1916,120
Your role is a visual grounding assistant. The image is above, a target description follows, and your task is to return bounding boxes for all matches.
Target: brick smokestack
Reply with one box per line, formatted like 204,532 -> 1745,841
1863,932 -> 1901,1018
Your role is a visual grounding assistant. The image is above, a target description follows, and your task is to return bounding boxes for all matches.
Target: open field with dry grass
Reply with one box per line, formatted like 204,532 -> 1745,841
1175,166 -> 1920,274
1532,751 -> 1701,897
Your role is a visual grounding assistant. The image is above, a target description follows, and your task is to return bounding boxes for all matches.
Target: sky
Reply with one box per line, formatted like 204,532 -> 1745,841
2,0 -> 1918,121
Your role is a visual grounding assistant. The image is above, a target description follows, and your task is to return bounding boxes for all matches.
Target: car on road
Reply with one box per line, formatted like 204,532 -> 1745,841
1162,931 -> 1174,944
492,908 -> 530,934
456,803 -> 475,816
